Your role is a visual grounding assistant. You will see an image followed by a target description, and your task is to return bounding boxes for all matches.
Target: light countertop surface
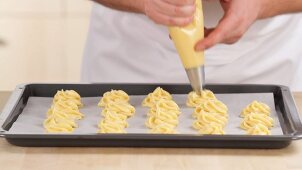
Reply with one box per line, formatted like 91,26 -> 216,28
0,91 -> 301,170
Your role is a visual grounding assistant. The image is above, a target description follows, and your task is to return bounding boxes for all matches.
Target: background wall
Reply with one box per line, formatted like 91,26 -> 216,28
0,0 -> 92,91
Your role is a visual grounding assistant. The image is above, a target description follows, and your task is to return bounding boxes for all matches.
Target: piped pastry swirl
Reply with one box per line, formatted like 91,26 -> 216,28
97,90 -> 135,133
240,101 -> 274,135
143,87 -> 180,134
187,90 -> 228,135
44,90 -> 84,133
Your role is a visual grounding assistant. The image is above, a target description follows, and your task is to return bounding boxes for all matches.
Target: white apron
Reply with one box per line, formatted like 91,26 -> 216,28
81,1 -> 302,91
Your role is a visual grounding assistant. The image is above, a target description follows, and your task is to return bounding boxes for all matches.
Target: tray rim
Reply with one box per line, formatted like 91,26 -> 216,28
1,83 -> 301,143
3,133 -> 294,141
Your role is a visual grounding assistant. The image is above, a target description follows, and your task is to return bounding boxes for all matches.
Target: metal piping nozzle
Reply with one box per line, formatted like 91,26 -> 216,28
185,66 -> 205,95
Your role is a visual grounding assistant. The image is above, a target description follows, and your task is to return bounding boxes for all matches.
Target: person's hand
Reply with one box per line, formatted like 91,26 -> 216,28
143,0 -> 196,26
195,0 -> 269,51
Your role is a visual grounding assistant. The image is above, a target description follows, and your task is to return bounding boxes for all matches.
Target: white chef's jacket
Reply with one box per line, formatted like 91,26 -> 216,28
81,1 -> 302,91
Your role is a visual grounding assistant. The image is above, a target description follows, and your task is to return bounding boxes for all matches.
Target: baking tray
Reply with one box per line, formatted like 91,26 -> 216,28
0,83 -> 301,148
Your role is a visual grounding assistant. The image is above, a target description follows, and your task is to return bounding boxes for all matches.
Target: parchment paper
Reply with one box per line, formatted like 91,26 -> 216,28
7,93 -> 283,135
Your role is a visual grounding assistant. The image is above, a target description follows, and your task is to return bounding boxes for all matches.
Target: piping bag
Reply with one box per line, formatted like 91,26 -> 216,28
168,0 -> 205,95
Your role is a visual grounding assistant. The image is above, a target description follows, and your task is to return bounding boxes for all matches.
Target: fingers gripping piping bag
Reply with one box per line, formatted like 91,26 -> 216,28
169,0 -> 205,94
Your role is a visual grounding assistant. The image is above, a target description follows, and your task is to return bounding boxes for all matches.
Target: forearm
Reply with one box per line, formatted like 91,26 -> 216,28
93,0 -> 145,13
261,0 -> 302,18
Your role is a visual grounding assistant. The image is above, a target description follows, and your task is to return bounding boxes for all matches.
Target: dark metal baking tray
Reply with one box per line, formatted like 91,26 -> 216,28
0,83 -> 301,148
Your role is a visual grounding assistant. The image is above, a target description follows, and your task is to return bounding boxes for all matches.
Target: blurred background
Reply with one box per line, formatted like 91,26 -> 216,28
0,0 -> 92,91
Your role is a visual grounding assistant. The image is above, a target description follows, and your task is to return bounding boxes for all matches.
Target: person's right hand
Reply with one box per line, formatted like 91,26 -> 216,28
143,0 -> 196,26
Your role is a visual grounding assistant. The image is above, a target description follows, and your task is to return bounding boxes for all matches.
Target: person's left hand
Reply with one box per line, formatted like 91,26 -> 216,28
195,0 -> 269,51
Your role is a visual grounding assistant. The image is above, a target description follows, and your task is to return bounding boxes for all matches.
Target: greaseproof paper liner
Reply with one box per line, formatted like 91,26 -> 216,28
8,93 -> 282,135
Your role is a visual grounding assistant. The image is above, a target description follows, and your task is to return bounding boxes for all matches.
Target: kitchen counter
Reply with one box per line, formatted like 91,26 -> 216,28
0,91 -> 301,170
